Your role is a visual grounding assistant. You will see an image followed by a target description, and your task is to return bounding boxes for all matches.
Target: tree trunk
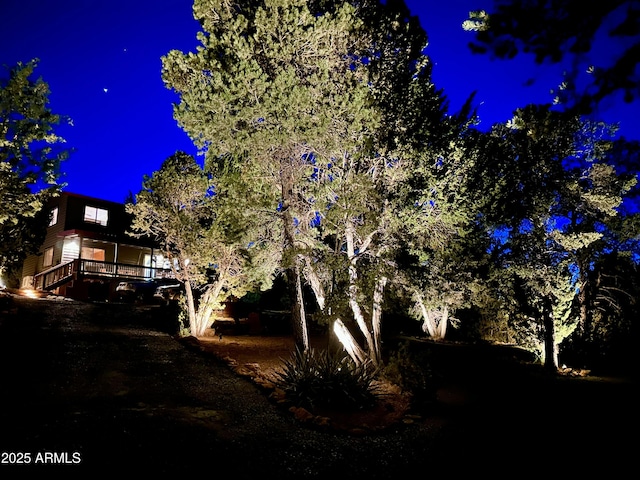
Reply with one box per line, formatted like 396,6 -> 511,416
333,318 -> 367,365
371,276 -> 387,366
195,281 -> 225,337
418,298 -> 437,338
542,297 -> 558,373
438,305 -> 449,339
287,259 -> 309,352
280,154 -> 309,352
344,226 -> 377,360
302,255 -> 325,311
183,279 -> 198,337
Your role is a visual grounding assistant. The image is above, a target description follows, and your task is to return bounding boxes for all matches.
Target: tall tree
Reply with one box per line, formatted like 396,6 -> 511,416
304,0 -> 478,365
476,105 -> 632,371
558,125 -> 638,337
463,2 -> 640,369
0,60 -> 69,283
162,0 -> 378,351
163,0 -> 476,365
560,137 -> 640,369
127,151 -> 257,337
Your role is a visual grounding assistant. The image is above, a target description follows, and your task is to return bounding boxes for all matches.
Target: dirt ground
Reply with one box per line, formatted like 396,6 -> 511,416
184,321 -> 639,436
185,330 -> 414,433
2,294 -> 636,476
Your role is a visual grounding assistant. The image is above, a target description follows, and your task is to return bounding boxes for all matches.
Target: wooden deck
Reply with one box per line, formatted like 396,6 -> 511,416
32,259 -> 174,291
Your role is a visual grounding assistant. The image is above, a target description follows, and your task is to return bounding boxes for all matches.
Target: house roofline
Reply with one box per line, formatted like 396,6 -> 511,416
58,191 -> 128,206
57,228 -> 155,247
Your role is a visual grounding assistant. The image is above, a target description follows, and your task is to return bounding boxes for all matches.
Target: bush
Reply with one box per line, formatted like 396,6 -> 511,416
274,347 -> 379,412
382,342 -> 436,403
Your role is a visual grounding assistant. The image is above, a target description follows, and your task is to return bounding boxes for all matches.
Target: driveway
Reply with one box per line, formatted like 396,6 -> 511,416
0,295 -> 636,477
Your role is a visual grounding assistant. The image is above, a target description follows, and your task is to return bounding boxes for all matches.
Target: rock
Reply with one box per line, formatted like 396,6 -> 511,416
289,406 -> 314,423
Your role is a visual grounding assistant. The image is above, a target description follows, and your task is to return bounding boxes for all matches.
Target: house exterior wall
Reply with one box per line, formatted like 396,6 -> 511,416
20,192 -> 162,298
21,194 -> 69,281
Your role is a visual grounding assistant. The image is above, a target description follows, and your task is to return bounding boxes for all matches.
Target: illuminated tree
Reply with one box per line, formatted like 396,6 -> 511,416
163,0 -> 482,363
558,137 -> 640,370
476,105 -> 634,371
162,0 -> 378,351
162,0 -> 476,365
463,2 -> 640,369
402,221 -> 490,342
127,151 -> 259,337
0,60 -> 68,283
281,0 -> 477,365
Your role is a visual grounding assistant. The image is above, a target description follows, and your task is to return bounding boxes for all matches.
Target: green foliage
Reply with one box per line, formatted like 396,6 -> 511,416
0,60 -> 69,275
274,347 -> 379,411
382,342 -> 436,403
127,151 -> 262,335
127,151 -> 217,285
156,1 -> 637,371
162,0 -> 385,348
163,0 -> 376,177
469,105 -> 635,368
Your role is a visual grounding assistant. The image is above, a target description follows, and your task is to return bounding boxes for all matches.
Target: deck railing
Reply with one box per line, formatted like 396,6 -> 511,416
33,259 -> 174,291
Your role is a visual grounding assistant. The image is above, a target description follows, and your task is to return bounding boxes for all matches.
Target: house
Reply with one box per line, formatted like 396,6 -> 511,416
20,192 -> 173,301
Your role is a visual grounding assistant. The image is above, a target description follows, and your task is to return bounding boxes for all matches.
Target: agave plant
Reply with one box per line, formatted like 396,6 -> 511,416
274,347 -> 379,411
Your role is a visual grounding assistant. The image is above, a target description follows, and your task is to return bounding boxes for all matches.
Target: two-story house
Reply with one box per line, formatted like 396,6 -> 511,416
21,192 -> 173,301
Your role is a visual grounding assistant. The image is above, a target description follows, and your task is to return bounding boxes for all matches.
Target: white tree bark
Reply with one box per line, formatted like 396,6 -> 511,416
418,297 -> 438,338
194,281 -> 225,337
183,278 -> 198,336
333,318 -> 367,365
418,297 -> 450,341
293,258 -> 309,351
371,276 -> 387,366
302,255 -> 325,311
346,226 -> 377,363
438,305 -> 449,339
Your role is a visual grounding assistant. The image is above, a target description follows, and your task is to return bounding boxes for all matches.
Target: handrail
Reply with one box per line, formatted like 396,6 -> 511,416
34,260 -> 77,291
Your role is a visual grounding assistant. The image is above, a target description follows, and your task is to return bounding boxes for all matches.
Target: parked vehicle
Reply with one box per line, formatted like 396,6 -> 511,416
115,280 -> 161,303
153,283 -> 183,305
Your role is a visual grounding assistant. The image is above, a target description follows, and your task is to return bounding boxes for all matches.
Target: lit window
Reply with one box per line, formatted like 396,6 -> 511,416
43,247 -> 54,267
84,206 -> 109,226
48,207 -> 58,227
81,247 -> 105,261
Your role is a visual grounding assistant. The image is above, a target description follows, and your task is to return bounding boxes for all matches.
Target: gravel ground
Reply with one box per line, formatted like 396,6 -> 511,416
0,294 -> 636,477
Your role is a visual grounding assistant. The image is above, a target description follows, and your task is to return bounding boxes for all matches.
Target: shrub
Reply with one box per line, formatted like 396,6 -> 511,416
173,296 -> 190,337
382,342 -> 436,403
274,347 -> 379,411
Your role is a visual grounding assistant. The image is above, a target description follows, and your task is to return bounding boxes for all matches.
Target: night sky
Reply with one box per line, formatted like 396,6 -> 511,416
2,0 -> 638,203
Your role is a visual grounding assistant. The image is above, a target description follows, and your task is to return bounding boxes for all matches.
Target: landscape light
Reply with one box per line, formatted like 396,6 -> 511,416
20,288 -> 40,299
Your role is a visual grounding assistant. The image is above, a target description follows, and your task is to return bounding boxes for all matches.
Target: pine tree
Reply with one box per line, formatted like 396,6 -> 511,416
162,0 -> 378,350
476,105 -> 633,371
127,151 -> 259,336
0,60 -> 69,283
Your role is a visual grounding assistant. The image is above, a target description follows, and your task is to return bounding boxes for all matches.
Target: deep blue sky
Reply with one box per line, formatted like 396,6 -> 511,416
2,0 -> 637,203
